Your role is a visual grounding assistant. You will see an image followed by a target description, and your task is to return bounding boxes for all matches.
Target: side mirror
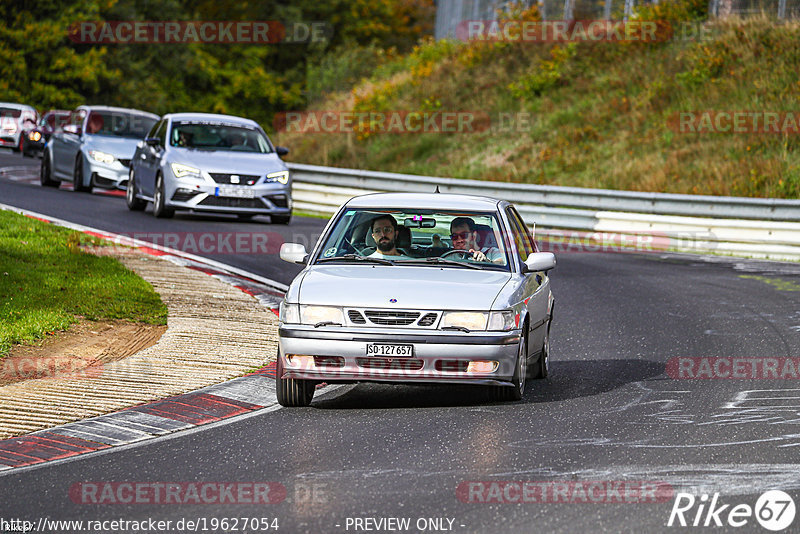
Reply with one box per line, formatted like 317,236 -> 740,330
145,137 -> 161,148
280,242 -> 308,264
275,146 -> 289,156
523,252 -> 556,273
63,124 -> 81,136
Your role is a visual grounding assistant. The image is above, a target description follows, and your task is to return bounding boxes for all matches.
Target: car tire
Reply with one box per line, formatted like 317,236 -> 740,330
531,323 -> 550,380
275,351 -> 315,407
40,154 -> 60,188
73,156 -> 90,192
271,213 -> 291,225
152,174 -> 174,218
126,168 -> 147,211
16,135 -> 24,154
488,328 -> 527,402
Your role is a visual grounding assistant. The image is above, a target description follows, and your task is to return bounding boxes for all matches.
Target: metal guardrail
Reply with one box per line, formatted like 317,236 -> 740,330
288,162 -> 800,261
288,162 -> 800,221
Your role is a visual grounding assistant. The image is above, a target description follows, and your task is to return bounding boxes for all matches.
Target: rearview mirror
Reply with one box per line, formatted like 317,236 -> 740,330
523,252 -> 556,273
280,242 -> 308,264
404,217 -> 437,228
275,146 -> 289,156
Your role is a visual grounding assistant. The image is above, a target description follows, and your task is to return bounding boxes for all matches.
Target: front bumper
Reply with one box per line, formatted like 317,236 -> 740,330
165,179 -> 292,215
86,159 -> 130,189
278,326 -> 521,386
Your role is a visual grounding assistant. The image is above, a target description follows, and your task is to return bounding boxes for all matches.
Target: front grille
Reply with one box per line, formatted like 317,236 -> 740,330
314,356 -> 344,368
199,196 -> 263,208
118,158 -> 131,167
356,358 -> 424,371
209,173 -> 259,185
267,194 -> 288,208
348,310 -> 366,324
364,310 -> 420,326
418,313 -> 438,327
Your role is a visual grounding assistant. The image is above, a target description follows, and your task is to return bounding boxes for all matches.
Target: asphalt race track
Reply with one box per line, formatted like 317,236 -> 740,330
2,150 -> 800,533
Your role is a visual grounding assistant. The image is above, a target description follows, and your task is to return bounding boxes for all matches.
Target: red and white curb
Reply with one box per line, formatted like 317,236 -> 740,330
0,203 -> 314,472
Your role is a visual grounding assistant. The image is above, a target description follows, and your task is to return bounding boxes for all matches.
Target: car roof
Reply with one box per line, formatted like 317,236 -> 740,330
78,105 -> 159,119
345,192 -> 503,211
0,102 -> 36,111
161,112 -> 260,127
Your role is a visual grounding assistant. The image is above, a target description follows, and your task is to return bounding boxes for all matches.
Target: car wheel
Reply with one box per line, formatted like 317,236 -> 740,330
488,328 -> 527,402
271,213 -> 291,225
73,156 -> 90,192
126,169 -> 147,211
152,174 -> 174,218
16,135 -> 24,153
275,350 -> 315,407
40,154 -> 60,188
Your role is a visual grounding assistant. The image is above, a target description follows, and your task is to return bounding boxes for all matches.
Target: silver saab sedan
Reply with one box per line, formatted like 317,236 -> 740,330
276,193 -> 556,406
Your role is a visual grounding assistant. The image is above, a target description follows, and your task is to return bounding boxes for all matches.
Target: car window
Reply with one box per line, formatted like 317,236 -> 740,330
505,207 -> 535,261
154,120 -> 167,147
169,121 -> 272,153
70,109 -> 87,129
314,208 -> 510,270
85,111 -> 157,138
146,119 -> 162,140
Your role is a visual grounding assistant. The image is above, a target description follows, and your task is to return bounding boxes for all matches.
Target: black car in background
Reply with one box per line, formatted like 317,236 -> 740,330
22,110 -> 70,158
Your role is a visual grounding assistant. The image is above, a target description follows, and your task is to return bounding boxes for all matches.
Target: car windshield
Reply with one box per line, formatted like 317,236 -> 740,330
85,111 -> 157,138
0,108 -> 22,119
315,208 -> 511,271
169,121 -> 272,153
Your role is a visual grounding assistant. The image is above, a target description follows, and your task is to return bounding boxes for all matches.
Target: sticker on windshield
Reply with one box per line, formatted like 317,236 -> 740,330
323,247 -> 337,257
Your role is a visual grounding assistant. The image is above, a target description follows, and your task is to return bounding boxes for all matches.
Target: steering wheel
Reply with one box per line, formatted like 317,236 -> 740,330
440,249 -> 472,260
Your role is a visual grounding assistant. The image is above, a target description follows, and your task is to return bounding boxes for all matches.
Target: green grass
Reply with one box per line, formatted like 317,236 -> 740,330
277,3 -> 800,199
0,210 -> 168,358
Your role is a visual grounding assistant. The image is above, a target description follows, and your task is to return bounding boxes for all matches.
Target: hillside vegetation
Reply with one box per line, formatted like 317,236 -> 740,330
276,1 -> 800,199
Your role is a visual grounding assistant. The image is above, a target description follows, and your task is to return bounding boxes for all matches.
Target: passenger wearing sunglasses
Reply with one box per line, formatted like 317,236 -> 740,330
448,217 -> 504,264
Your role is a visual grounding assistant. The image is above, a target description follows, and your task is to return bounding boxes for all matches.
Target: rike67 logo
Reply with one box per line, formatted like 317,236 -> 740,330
667,490 -> 796,531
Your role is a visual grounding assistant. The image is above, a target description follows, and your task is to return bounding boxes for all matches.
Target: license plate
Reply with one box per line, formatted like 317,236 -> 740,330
366,344 -> 414,357
215,186 -> 255,198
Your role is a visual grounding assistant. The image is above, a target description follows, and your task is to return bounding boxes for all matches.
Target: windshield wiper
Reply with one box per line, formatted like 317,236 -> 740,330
404,257 -> 484,270
316,254 -> 395,266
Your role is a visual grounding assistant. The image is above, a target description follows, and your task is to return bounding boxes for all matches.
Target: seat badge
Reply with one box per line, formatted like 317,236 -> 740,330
230,175 -> 240,184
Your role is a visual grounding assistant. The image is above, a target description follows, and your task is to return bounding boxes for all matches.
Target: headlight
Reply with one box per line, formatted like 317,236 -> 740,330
300,305 -> 343,325
266,171 -> 289,184
89,150 -> 116,164
29,131 -> 42,142
279,301 -> 300,324
487,310 -> 518,331
171,163 -> 201,178
441,311 -> 488,331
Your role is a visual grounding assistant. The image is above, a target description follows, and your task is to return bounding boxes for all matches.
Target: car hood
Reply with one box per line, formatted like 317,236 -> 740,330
84,135 -> 141,158
170,150 -> 287,174
297,265 -> 511,310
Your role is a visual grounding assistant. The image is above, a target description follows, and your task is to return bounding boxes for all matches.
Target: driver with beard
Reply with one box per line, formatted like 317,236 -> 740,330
368,214 -> 412,260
